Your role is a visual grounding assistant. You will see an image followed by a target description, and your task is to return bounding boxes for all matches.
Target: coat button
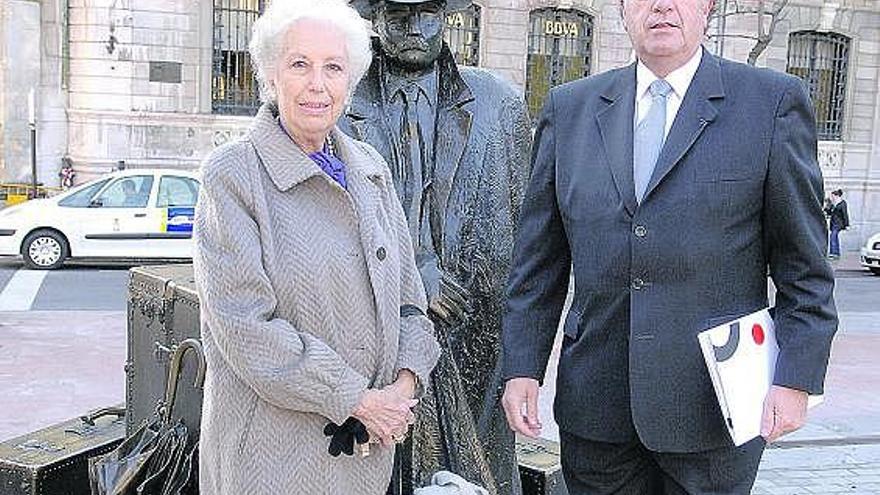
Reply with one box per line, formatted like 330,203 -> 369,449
634,225 -> 647,238
376,247 -> 386,261
631,278 -> 645,290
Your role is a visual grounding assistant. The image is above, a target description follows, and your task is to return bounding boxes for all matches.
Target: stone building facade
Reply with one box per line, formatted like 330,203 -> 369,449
1,0 -> 878,249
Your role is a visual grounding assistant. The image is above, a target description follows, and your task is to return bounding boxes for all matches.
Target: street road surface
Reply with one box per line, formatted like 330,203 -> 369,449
0,258 -> 137,311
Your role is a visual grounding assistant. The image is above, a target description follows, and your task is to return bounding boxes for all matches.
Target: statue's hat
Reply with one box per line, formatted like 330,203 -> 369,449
350,0 -> 473,19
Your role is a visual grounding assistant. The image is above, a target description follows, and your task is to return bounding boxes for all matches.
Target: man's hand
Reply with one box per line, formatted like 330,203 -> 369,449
761,385 -> 809,443
502,377 -> 542,438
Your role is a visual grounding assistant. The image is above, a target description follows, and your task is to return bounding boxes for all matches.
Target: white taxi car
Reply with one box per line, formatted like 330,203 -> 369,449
861,232 -> 880,276
0,169 -> 200,269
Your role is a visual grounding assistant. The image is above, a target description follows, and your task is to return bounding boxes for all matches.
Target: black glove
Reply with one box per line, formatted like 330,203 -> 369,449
323,417 -> 369,457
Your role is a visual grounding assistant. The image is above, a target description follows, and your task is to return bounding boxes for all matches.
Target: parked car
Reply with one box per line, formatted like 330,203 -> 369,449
861,232 -> 880,276
0,169 -> 200,269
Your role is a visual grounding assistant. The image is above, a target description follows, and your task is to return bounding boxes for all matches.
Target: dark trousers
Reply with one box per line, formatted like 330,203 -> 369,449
559,431 -> 764,495
829,227 -> 841,256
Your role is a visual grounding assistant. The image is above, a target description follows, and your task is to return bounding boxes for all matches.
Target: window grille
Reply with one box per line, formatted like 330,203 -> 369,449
525,9 -> 593,120
786,31 -> 850,141
212,0 -> 265,115
445,4 -> 481,67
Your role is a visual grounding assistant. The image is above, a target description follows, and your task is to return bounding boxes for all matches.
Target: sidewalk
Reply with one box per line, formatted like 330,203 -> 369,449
0,311 -> 126,441
830,250 -> 866,273
754,444 -> 880,494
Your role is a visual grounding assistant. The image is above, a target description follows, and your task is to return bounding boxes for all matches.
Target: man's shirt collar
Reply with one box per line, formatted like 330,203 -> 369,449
636,46 -> 703,101
385,68 -> 438,108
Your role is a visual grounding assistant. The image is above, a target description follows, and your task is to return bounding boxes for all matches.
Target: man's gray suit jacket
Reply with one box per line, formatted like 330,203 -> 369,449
502,51 -> 838,453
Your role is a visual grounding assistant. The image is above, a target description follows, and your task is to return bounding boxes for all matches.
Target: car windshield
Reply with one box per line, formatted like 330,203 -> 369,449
57,179 -> 111,208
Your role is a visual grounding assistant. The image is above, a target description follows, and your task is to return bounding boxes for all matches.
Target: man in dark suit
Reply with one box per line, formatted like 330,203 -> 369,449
342,1 -> 531,493
500,0 -> 838,492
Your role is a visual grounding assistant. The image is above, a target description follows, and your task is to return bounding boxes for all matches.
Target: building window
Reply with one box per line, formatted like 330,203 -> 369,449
445,4 -> 481,67
525,9 -> 594,121
786,31 -> 850,141
213,0 -> 265,115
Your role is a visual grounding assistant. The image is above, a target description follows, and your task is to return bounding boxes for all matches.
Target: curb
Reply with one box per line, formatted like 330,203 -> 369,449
769,435 -> 880,450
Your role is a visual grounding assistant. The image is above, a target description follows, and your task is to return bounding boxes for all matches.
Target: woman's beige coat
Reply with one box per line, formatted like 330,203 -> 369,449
194,105 -> 440,495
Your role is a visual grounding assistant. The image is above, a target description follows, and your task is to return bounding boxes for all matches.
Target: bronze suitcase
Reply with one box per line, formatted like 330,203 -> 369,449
517,437 -> 569,495
126,264 -> 202,438
0,407 -> 125,495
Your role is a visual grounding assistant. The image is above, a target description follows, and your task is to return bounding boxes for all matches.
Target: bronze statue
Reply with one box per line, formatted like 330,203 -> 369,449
342,1 -> 531,494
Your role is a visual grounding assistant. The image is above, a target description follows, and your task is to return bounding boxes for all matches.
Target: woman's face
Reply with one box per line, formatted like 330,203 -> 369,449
273,19 -> 351,150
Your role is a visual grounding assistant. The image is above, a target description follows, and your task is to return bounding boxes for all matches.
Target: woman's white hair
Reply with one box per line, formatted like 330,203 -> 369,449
249,0 -> 372,105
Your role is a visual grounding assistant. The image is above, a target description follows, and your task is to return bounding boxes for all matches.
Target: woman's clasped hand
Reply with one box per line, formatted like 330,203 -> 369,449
354,370 -> 420,448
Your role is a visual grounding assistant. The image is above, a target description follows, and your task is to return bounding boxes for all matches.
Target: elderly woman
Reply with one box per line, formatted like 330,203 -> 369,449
192,0 -> 440,493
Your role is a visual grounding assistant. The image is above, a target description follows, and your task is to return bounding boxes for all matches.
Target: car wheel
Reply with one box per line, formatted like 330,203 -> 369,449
22,229 -> 68,270
871,268 -> 880,276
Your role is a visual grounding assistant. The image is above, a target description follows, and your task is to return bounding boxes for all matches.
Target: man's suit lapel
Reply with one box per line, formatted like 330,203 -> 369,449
597,65 -> 638,217
643,52 -> 725,201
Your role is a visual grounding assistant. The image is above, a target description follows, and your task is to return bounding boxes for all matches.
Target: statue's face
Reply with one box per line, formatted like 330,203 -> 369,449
375,0 -> 446,71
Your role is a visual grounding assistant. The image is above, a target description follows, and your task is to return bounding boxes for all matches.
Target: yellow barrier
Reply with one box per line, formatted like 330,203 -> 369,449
6,194 -> 28,206
0,183 -> 64,206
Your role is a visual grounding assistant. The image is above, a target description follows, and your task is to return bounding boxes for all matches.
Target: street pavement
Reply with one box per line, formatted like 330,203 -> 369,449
0,254 -> 878,493
0,259 -> 130,311
0,310 -> 126,441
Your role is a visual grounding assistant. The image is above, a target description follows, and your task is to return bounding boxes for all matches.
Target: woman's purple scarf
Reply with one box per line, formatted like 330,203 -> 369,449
309,147 -> 347,189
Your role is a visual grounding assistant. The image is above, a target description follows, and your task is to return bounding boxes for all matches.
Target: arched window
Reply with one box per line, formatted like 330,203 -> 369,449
212,0 -> 265,115
445,4 -> 481,67
786,31 -> 850,141
525,9 -> 593,120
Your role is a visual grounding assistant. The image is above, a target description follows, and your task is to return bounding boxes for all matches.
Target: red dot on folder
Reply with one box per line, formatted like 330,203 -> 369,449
752,324 -> 765,345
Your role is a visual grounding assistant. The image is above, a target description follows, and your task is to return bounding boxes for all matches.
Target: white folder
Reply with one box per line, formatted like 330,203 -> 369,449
698,308 -> 823,446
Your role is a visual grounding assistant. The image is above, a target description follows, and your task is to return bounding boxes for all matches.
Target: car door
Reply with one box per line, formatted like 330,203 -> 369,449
154,174 -> 200,258
76,174 -> 158,258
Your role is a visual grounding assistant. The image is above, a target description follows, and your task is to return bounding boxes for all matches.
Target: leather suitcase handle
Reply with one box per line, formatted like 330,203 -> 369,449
80,407 -> 126,426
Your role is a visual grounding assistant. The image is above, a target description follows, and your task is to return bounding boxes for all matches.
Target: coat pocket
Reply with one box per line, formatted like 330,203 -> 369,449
704,304 -> 767,331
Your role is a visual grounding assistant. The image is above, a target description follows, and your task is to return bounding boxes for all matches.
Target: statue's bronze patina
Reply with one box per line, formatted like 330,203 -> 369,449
343,1 -> 531,494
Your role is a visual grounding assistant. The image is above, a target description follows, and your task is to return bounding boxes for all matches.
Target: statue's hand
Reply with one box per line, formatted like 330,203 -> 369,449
431,274 -> 472,325
417,251 -> 472,324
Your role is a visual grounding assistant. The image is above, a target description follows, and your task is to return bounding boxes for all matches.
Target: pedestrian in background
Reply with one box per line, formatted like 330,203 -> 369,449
825,189 -> 850,259
192,1 -> 439,493
58,156 -> 75,190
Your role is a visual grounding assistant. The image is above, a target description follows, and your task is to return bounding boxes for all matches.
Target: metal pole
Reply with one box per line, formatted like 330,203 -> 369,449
30,124 -> 37,198
28,88 -> 37,198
